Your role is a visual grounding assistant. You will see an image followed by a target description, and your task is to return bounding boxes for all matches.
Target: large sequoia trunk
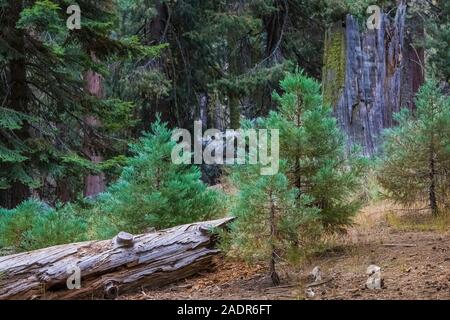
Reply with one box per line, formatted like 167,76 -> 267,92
0,217 -> 234,300
83,53 -> 106,198
323,2 -> 424,155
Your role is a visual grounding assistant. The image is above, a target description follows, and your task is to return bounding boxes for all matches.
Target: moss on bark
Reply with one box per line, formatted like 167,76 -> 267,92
322,23 -> 346,108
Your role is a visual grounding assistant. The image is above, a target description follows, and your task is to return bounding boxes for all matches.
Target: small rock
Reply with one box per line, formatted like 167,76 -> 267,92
366,272 -> 383,290
366,265 -> 381,275
366,265 -> 383,290
305,288 -> 315,298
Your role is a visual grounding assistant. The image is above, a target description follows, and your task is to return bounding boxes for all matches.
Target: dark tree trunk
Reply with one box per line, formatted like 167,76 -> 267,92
0,182 -> 30,210
322,2 -> 424,155
254,0 -> 288,118
83,118 -> 105,198
229,94 -> 240,130
0,0 -> 30,208
429,145 -> 438,215
148,0 -> 169,44
208,91 -> 226,131
269,191 -> 280,286
263,0 -> 287,64
139,0 -> 171,129
199,93 -> 209,129
7,1 -> 27,115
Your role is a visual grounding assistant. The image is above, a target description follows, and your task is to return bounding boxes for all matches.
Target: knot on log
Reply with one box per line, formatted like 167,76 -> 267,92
199,225 -> 213,235
104,281 -> 119,299
113,231 -> 134,248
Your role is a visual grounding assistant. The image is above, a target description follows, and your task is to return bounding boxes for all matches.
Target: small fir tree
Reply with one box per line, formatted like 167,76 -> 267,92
230,160 -> 318,285
378,80 -> 450,215
266,71 -> 365,231
88,120 -> 222,237
228,71 -> 364,284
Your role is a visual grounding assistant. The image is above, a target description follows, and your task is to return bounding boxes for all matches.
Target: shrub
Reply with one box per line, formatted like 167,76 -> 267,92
0,200 -> 87,252
87,120 -> 223,238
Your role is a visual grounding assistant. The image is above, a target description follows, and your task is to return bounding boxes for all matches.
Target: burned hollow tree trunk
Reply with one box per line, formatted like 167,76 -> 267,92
0,217 -> 234,300
322,1 -> 424,156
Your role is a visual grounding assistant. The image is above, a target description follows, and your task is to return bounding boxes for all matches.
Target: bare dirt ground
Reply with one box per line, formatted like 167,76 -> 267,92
123,203 -> 450,300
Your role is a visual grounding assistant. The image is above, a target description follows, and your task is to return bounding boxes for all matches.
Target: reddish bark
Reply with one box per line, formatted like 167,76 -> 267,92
83,54 -> 106,198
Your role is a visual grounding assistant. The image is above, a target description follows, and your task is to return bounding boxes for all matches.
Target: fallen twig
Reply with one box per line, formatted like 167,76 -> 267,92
306,278 -> 333,288
382,243 -> 417,248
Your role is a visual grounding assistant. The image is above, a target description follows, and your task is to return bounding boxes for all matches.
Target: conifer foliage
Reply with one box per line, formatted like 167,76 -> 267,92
231,161 -> 318,285
0,200 -> 86,251
267,71 -> 365,231
228,71 -> 365,284
87,120 -> 222,237
0,120 -> 222,250
378,80 -> 450,215
0,0 -> 158,208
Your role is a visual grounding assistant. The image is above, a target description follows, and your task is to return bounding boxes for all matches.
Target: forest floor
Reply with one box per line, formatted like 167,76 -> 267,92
123,202 -> 450,300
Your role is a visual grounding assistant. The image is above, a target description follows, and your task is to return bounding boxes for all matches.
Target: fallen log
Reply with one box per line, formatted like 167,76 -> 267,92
0,217 -> 234,300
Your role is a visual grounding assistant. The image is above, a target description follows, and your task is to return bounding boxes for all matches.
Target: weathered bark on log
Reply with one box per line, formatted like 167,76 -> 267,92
323,2 -> 424,155
0,217 -> 234,300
